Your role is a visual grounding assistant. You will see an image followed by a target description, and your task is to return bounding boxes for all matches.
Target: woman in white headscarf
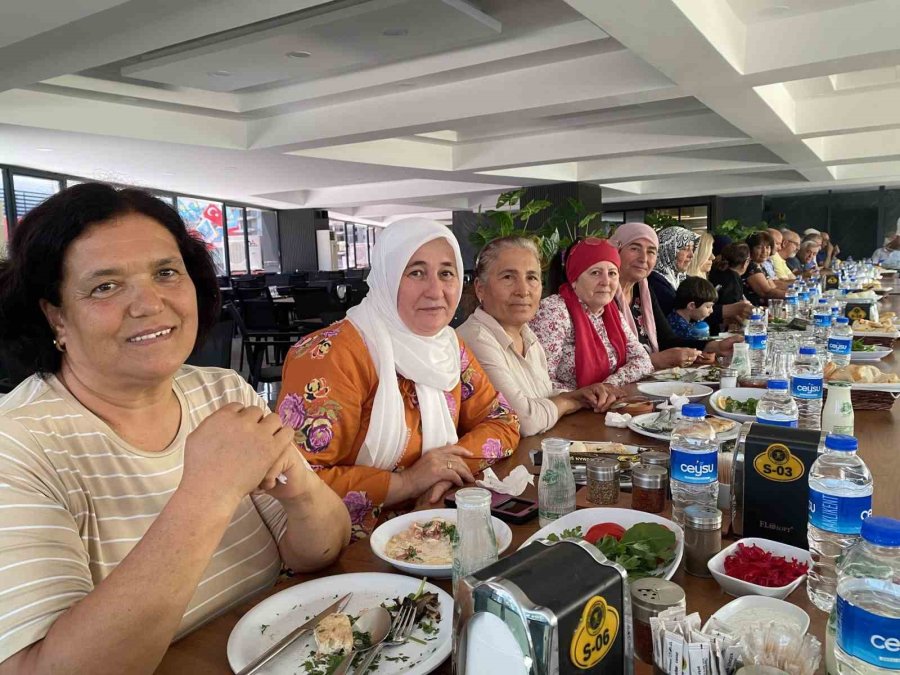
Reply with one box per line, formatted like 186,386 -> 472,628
277,218 -> 520,538
648,226 -> 700,316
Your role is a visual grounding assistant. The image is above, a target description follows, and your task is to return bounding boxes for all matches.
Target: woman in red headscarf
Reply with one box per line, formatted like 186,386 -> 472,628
530,238 -> 654,390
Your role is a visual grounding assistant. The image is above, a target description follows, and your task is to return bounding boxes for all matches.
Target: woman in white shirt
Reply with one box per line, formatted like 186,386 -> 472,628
457,236 -> 618,436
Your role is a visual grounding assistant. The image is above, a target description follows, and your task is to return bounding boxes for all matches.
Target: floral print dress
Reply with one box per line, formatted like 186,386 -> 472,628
277,320 -> 520,540
529,294 -> 654,391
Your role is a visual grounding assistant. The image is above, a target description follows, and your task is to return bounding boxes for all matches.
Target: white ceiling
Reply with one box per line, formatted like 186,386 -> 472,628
2,0 -> 900,220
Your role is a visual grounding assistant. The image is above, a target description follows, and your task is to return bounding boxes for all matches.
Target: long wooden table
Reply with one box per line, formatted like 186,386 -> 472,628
158,290 -> 900,675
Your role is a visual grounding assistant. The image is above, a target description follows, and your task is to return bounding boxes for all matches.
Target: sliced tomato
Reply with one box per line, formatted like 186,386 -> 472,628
584,522 -> 626,544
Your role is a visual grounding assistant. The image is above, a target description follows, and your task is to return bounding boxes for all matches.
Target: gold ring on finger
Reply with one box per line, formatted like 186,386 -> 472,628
447,460 -> 453,470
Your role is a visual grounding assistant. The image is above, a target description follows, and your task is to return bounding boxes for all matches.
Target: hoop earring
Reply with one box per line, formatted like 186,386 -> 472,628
53,339 -> 66,353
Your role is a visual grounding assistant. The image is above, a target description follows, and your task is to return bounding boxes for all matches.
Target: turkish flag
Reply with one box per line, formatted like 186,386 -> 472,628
203,203 -> 223,226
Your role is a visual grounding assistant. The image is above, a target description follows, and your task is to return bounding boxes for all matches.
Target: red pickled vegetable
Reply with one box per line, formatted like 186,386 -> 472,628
723,543 -> 809,587
585,523 -> 626,544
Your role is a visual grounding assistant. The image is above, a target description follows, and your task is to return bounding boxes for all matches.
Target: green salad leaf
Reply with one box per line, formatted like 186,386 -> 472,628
721,396 -> 758,415
852,338 -> 876,352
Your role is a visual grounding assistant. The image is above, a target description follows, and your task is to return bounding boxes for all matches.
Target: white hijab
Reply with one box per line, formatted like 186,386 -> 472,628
346,218 -> 464,470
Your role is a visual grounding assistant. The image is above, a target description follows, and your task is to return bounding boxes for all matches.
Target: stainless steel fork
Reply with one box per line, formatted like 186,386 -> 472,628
351,598 -> 417,675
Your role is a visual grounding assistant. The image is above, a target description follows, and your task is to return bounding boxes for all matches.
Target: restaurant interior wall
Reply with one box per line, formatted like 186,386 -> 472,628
601,195 -> 715,234
0,165 -> 281,276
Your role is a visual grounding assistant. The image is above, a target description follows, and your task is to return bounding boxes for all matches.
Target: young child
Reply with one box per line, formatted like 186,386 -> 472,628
667,276 -> 718,339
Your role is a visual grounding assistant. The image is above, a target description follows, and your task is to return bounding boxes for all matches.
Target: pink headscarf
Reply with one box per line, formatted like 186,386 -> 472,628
609,223 -> 660,353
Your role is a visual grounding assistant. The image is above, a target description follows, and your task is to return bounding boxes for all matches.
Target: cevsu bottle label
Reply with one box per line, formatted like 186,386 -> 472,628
814,312 -> 832,328
836,595 -> 900,670
828,337 -> 852,355
791,374 -> 823,399
755,413 -> 798,428
808,489 -> 873,534
670,448 -> 718,484
746,334 -> 768,351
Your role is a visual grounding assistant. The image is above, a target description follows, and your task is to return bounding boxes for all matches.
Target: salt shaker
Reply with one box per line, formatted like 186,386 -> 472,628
683,504 -> 722,577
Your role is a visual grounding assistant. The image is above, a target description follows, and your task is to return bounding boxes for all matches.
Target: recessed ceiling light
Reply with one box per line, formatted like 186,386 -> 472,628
383,28 -> 408,37
286,50 -> 311,58
208,70 -> 231,77
36,147 -> 53,152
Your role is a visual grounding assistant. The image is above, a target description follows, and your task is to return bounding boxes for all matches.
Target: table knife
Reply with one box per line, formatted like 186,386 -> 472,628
236,592 -> 352,675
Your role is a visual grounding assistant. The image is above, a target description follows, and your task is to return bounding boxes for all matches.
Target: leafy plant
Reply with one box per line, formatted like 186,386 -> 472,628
644,210 -> 679,231
469,191 -> 608,264
714,218 -> 768,241
468,189 -> 552,250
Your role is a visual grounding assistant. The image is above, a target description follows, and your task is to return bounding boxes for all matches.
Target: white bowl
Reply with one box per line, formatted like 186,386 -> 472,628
707,537 -> 811,599
704,595 -> 810,635
637,382 -> 713,400
519,508 -> 684,581
369,508 -> 512,578
710,387 -> 765,423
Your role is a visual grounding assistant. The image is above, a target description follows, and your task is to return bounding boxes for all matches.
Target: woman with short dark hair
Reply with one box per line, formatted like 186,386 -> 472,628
0,183 -> 349,674
742,231 -> 786,306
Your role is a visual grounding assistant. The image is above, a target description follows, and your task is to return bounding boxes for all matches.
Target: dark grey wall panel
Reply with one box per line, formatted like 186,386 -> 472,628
279,208 -> 326,272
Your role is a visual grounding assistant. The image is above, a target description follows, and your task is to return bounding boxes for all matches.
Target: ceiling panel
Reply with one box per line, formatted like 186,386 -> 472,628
0,0 -> 131,50
725,0 -> 875,24
121,0 -> 503,92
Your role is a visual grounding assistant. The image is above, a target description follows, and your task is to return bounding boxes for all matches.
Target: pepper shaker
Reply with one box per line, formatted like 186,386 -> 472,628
683,504 -> 722,577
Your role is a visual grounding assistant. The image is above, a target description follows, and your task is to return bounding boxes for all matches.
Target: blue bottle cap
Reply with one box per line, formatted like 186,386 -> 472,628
799,346 -> 816,355
681,403 -> 706,418
824,433 -> 858,451
750,313 -> 762,321
767,379 -> 788,390
818,299 -> 829,305
861,517 -> 900,547
835,316 -> 849,324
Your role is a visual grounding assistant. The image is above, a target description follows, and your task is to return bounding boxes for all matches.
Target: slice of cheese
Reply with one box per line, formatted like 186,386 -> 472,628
314,612 -> 353,656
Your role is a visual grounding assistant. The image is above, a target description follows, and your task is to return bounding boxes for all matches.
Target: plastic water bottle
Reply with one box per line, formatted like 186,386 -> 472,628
808,434 -> 874,612
537,438 -> 576,527
669,403 -> 719,528
692,320 -> 710,339
745,313 -> 768,376
815,299 -> 834,345
791,345 -> 824,430
828,317 -> 854,369
785,285 -> 798,320
798,287 -> 811,319
834,516 -> 900,674
756,379 -> 799,427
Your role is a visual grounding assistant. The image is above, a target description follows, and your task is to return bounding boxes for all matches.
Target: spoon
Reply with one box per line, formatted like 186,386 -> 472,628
332,606 -> 392,675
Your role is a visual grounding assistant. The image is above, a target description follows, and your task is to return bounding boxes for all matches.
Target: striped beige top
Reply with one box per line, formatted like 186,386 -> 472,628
0,366 -> 288,663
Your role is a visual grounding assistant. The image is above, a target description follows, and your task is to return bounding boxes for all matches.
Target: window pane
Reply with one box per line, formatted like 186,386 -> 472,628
354,224 -> 369,268
603,211 -> 624,224
177,197 -> 226,275
225,206 -> 247,275
680,205 -> 708,233
329,221 -> 347,270
248,208 -> 280,273
66,179 -> 83,189
13,175 -> 60,220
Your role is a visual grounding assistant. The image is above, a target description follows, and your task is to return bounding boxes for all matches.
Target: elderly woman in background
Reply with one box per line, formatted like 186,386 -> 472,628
530,238 -> 654,390
458,237 -> 618,437
608,223 -> 746,369
685,232 -> 714,279
743,231 -> 787,306
277,219 -> 519,538
0,184 -> 349,674
648,226 -> 699,316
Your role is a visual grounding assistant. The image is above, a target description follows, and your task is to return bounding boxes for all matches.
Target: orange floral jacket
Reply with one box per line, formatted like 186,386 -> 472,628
276,320 -> 520,538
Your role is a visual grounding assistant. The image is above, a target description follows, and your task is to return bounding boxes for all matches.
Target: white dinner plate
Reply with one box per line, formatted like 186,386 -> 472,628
519,508 -> 684,581
850,345 -> 893,362
227,573 -> 452,675
637,381 -> 714,400
627,411 -> 739,442
853,329 -> 900,338
369,508 -> 512,578
709,387 -> 765,423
